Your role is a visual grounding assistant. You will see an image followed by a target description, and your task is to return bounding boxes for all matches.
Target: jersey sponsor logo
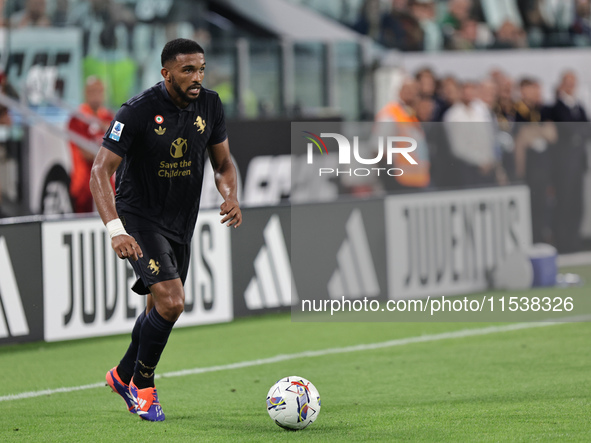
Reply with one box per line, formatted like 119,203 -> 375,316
109,121 -> 124,142
170,138 -> 188,158
194,116 -> 206,134
154,115 -> 164,124
154,126 -> 166,136
148,259 -> 161,275
244,215 -> 298,310
327,210 -> 380,299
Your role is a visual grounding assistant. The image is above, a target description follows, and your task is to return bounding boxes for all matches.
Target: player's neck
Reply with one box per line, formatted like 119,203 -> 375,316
164,83 -> 190,109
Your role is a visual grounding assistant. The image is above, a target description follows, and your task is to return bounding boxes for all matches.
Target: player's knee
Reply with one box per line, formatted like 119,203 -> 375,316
151,280 -> 185,321
169,298 -> 184,319
158,296 -> 184,322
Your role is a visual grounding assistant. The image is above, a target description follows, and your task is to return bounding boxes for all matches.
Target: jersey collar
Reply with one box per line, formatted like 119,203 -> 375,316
158,81 -> 199,112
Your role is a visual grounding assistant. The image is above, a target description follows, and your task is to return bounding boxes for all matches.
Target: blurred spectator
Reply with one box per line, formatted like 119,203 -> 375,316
68,0 -> 137,108
480,78 -> 510,186
68,77 -> 113,213
518,0 -> 541,25
447,19 -> 495,49
352,0 -> 384,41
425,74 -> 462,186
480,0 -> 523,31
519,0 -> 575,45
415,67 -> 437,98
448,18 -> 479,49
414,92 -> 447,187
547,71 -> 589,252
478,78 -> 499,111
492,19 -> 528,48
414,67 -> 439,120
481,77 -> 512,185
51,0 -> 69,27
375,77 -> 431,190
380,0 -> 425,50
378,76 -> 420,121
518,0 -> 546,45
491,70 -> 517,129
538,0 -> 575,32
440,0 -> 495,49
68,0 -> 135,54
441,0 -> 473,32
443,81 -> 500,186
410,0 -> 444,51
415,94 -> 435,122
488,70 -> 518,179
513,78 -> 557,243
571,0 -> 591,41
433,75 -> 461,121
490,68 -> 507,87
9,0 -> 50,28
147,0 -> 211,48
514,77 -> 543,176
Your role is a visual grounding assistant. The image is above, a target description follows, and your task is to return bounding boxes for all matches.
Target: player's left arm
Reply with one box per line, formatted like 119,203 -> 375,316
207,138 -> 242,228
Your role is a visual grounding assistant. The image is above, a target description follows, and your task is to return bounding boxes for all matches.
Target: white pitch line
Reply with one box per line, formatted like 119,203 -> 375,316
1,315 -> 589,403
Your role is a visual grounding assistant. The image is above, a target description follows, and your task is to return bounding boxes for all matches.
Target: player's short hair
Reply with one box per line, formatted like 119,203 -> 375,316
161,39 -> 205,67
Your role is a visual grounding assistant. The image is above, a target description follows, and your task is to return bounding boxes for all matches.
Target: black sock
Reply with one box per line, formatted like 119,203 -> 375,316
117,310 -> 146,385
133,307 -> 175,389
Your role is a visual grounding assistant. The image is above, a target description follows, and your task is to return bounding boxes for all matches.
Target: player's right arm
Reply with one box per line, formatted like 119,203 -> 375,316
90,147 -> 143,261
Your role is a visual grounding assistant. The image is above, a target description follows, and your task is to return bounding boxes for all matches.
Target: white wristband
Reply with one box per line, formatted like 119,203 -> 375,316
106,218 -> 128,239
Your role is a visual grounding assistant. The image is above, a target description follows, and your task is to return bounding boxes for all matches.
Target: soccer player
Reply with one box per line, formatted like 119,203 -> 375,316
89,38 -> 242,422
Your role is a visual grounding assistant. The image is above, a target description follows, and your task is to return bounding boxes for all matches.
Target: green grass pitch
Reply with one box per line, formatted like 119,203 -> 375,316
1,268 -> 590,442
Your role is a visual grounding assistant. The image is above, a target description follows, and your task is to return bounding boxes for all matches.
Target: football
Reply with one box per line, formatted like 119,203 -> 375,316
266,376 -> 321,430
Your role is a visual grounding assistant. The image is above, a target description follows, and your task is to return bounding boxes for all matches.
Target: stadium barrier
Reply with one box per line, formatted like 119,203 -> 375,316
0,185 -> 531,345
290,186 -> 533,322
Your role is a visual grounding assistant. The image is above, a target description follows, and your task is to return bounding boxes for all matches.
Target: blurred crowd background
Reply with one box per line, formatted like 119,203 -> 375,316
311,0 -> 591,51
0,0 -> 590,253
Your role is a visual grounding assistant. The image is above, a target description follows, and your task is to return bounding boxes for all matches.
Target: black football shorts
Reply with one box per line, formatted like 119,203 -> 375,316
127,230 -> 191,295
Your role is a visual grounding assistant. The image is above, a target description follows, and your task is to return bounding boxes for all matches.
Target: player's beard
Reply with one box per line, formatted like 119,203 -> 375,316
171,75 -> 199,104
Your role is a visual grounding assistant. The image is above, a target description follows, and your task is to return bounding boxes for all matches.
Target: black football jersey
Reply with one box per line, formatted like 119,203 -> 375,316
102,81 -> 227,243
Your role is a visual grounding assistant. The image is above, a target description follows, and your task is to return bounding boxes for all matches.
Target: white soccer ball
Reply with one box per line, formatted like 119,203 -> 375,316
266,376 -> 321,430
